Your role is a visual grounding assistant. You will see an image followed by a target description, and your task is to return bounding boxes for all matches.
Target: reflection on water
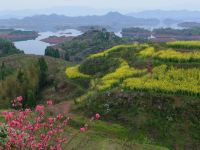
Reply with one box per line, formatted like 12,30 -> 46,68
14,29 -> 82,55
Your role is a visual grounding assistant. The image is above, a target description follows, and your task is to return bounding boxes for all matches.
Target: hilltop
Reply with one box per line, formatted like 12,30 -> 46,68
45,29 -> 126,62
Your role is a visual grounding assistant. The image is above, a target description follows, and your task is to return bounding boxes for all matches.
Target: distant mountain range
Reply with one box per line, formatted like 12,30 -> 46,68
128,10 -> 200,21
1,10 -> 200,32
0,6 -> 110,19
0,12 -> 160,32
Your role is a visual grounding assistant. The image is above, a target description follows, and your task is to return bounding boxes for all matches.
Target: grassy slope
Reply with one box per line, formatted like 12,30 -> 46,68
65,44 -> 200,149
0,54 -> 83,103
62,114 -> 169,150
0,54 -> 169,150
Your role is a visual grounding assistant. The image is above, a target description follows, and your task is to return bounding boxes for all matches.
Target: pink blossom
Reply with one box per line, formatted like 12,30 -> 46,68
2,97 -> 69,149
80,127 -> 86,132
48,117 -> 55,124
62,120 -> 68,126
57,114 -> 63,120
35,105 -> 44,112
2,112 -> 14,121
47,100 -> 53,106
17,96 -> 23,102
25,108 -> 31,113
95,113 -> 101,120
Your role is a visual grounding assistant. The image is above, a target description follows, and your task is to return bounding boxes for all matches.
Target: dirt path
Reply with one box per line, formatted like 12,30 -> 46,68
49,100 -> 73,117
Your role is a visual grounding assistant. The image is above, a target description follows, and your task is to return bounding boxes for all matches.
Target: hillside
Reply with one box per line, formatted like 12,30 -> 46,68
66,42 -> 200,149
0,54 -> 169,150
45,29 -> 126,62
0,54 -> 84,108
0,38 -> 23,57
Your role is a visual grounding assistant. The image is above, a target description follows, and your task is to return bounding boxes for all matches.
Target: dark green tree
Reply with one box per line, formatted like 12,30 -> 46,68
38,57 -> 48,90
26,90 -> 36,108
45,47 -> 60,58
64,52 -> 69,61
0,62 -> 6,80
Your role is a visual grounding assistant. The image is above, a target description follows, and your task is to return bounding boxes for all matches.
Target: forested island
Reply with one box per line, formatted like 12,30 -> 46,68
0,29 -> 39,41
41,36 -> 74,44
121,27 -> 200,42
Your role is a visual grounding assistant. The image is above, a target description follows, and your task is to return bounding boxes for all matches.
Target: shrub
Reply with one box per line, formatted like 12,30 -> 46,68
79,57 -> 120,76
0,97 -> 101,150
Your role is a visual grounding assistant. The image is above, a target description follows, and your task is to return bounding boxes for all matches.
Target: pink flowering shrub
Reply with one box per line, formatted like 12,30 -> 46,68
47,100 -> 53,106
0,96 -> 101,150
11,96 -> 23,110
0,98 -> 68,150
95,113 -> 101,120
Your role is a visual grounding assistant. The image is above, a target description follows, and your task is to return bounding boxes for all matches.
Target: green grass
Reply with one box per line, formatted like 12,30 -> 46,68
63,116 -> 169,150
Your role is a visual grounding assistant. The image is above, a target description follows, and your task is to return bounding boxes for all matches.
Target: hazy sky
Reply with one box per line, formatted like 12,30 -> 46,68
0,0 -> 200,12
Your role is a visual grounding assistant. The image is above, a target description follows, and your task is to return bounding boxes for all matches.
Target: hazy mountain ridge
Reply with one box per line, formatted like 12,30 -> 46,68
0,12 -> 160,31
128,10 -> 200,21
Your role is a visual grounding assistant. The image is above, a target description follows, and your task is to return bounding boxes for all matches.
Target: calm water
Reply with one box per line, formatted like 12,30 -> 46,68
14,29 -> 82,55
14,29 -> 122,55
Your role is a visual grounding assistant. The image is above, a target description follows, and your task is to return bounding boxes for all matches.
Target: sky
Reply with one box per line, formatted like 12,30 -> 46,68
0,0 -> 200,12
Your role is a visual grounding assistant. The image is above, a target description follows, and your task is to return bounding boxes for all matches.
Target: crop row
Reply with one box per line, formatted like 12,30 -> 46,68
122,65 -> 200,96
98,59 -> 145,90
167,41 -> 200,49
139,47 -> 200,62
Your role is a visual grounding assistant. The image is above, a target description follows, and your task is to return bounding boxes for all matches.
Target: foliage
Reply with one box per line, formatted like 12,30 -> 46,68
0,99 -> 68,149
66,65 -> 91,79
89,44 -> 140,58
122,65 -> 200,96
167,40 -> 200,49
0,96 -> 103,150
0,62 -> 14,81
45,47 -> 60,58
45,29 -> 125,62
139,47 -> 155,57
65,65 -> 91,88
0,58 -> 49,109
38,57 -> 48,89
154,49 -> 200,62
153,28 -> 200,36
139,46 -> 200,62
0,38 -> 23,56
97,59 -> 145,90
79,57 -> 120,76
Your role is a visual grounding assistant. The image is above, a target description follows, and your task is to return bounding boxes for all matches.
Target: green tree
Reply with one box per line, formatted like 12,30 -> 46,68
38,57 -> 48,90
26,90 -> 36,108
0,62 -> 6,80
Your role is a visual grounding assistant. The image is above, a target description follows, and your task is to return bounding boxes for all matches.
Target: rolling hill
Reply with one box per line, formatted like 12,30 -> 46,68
45,29 -> 127,62
66,42 -> 200,149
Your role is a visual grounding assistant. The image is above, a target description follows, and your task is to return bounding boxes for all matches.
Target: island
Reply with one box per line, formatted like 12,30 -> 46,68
41,36 -> 74,44
0,29 -> 39,42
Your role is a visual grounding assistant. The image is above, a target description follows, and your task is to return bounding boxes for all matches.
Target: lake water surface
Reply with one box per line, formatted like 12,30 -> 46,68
14,29 -> 82,55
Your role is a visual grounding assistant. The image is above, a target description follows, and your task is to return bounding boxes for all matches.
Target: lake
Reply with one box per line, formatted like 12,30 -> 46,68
14,29 -> 122,55
14,29 -> 83,55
